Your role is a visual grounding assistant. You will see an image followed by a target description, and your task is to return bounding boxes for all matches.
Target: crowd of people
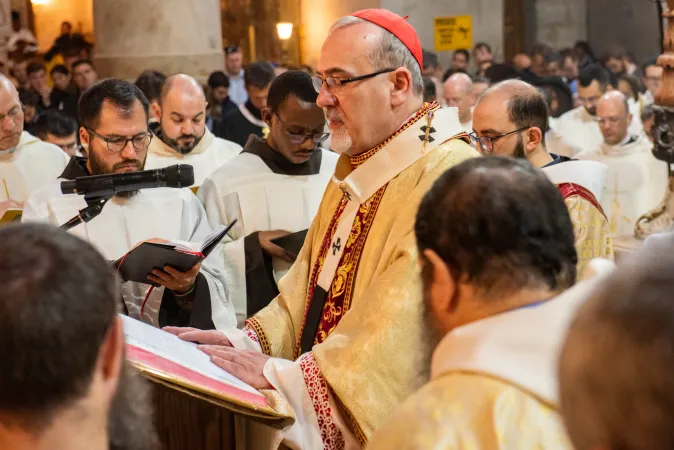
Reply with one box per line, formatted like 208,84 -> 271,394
1,7 -> 673,450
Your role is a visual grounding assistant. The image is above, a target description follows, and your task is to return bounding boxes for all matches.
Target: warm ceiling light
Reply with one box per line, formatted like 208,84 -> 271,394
276,22 -> 293,41
31,0 -> 50,5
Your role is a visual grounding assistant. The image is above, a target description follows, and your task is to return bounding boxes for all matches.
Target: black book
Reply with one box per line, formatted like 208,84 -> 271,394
271,229 -> 309,257
113,220 -> 237,285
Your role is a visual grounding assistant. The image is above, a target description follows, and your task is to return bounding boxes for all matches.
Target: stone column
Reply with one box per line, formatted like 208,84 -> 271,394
92,0 -> 224,82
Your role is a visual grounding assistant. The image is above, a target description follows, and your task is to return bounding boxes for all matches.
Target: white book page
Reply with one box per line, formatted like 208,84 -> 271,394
121,314 -> 262,398
169,224 -> 228,253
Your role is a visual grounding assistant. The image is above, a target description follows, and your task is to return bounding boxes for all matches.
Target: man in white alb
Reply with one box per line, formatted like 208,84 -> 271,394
0,75 -> 68,213
443,72 -> 474,134
145,74 -> 242,188
577,91 -> 668,236
199,70 -> 338,325
547,64 -> 643,157
22,79 -> 235,330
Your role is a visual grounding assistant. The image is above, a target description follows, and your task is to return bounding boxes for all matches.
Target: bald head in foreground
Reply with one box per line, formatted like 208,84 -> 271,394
560,233 -> 674,450
0,74 -> 69,204
443,72 -> 474,129
472,79 -> 614,278
145,73 -> 242,186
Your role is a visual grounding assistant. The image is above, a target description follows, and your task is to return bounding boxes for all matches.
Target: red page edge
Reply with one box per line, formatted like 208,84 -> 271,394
126,344 -> 268,408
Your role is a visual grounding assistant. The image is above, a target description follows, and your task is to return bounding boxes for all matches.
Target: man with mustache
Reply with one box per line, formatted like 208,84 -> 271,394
368,157 -> 581,449
22,79 -> 235,330
145,74 -> 242,188
471,79 -> 613,277
167,9 -> 478,448
0,223 -> 158,450
547,64 -> 643,157
198,70 -> 338,325
0,75 -> 69,205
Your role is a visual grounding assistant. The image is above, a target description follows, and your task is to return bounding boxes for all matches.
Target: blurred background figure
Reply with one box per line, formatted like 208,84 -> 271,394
642,59 -> 663,106
206,71 -> 237,131
512,53 -> 532,71
71,59 -> 98,96
35,109 -> 80,157
134,69 -> 167,129
423,76 -> 437,103
8,10 -> 37,60
225,45 -> 247,105
443,72 -> 474,133
450,49 -> 470,72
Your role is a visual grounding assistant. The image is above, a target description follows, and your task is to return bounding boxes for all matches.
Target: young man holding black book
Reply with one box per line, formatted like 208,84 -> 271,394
22,79 -> 235,330
198,70 -> 337,325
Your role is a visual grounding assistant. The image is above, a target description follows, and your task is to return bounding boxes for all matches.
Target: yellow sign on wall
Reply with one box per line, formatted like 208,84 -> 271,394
434,16 -> 473,52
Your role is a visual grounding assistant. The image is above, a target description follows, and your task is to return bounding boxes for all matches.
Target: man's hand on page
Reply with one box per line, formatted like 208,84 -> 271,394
200,345 -> 272,390
163,327 -> 232,347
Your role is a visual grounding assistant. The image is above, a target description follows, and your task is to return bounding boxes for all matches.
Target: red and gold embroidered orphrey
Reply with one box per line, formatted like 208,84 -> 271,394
292,102 -> 441,360
299,352 -> 345,450
244,317 -> 271,355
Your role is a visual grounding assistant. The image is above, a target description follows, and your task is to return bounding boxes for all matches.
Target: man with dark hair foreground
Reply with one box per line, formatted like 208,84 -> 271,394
216,60 -> 276,146
559,233 -> 674,450
472,79 -> 613,277
22,78 -> 234,330
145,74 -> 241,187
547,64 -> 643,157
369,157 -> 579,449
198,70 -> 338,324
0,223 -> 158,450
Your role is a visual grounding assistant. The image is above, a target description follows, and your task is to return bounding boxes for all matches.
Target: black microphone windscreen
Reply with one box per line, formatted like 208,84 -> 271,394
164,164 -> 194,188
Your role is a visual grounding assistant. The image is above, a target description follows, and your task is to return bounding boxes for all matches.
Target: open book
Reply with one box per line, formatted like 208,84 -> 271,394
114,220 -> 237,285
122,315 -> 291,424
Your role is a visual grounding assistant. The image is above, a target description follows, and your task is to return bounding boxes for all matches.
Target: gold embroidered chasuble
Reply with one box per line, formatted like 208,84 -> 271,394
244,103 -> 479,446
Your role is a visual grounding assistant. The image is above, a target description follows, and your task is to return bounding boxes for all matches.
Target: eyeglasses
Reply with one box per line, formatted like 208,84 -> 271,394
85,127 -> 152,153
274,113 -> 329,145
312,68 -> 396,93
469,127 -> 529,153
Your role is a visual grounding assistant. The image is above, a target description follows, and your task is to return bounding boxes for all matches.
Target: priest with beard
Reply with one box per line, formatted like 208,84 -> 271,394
368,157 -> 582,449
166,9 -> 478,449
198,70 -> 338,325
215,61 -> 276,147
471,79 -> 613,278
0,224 -> 158,450
145,74 -> 242,188
22,79 -> 235,330
0,75 -> 69,205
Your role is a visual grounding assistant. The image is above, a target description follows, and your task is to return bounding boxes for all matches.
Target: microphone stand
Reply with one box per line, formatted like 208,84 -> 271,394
60,178 -> 115,231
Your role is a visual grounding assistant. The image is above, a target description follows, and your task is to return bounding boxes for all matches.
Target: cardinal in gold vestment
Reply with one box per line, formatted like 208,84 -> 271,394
167,10 -> 479,449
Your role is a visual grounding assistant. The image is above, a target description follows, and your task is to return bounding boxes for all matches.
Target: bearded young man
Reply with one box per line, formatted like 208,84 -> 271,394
471,79 -> 613,277
145,74 -> 242,188
166,9 -> 478,449
22,79 -> 235,330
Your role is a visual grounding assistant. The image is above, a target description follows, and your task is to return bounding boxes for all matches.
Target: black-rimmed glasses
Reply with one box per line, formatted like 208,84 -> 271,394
469,127 -> 529,153
274,113 -> 330,145
85,127 -> 152,153
312,68 -> 396,93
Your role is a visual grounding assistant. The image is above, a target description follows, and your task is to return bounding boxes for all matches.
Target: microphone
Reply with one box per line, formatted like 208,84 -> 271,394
60,164 -> 195,197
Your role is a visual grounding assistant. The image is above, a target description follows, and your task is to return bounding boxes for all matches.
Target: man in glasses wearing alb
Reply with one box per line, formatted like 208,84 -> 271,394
198,70 -> 338,325
471,79 -> 613,277
22,79 -> 235,331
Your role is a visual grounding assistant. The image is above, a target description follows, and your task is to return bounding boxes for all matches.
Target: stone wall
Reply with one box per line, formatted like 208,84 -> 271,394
535,0 -> 587,51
